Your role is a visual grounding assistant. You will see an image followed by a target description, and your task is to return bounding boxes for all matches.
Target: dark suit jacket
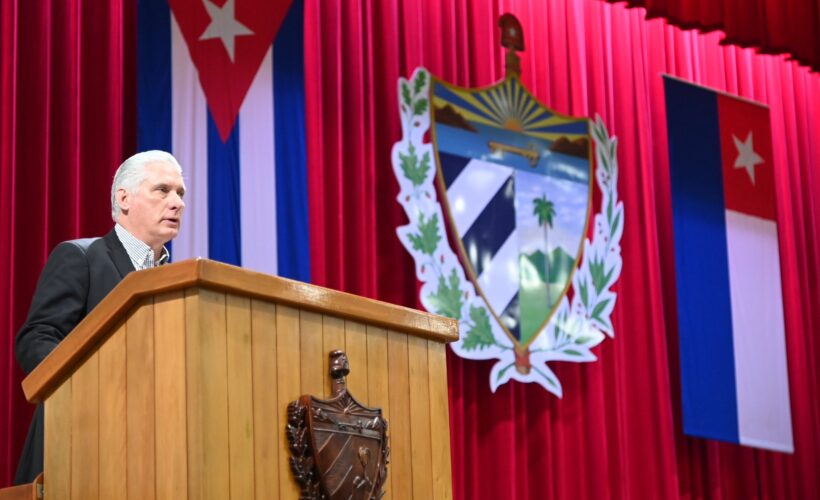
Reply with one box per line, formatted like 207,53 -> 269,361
14,229 -> 134,484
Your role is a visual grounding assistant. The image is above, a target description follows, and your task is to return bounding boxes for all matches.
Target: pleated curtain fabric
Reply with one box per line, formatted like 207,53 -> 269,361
0,0 -> 136,487
303,1 -> 820,498
2,0 -> 820,498
608,0 -> 820,72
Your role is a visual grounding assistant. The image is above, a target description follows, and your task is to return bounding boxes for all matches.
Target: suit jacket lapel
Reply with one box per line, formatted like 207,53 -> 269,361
103,228 -> 136,278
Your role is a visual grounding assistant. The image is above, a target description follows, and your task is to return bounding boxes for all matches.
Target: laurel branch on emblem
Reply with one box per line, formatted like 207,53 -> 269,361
391,68 -> 623,397
286,401 -> 323,499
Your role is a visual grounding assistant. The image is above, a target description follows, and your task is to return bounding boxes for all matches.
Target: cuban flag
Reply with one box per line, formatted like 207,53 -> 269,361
664,76 -> 793,453
136,0 -> 309,281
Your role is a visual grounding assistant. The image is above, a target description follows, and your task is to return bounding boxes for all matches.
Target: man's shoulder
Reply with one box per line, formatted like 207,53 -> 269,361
51,230 -> 116,260
63,237 -> 102,253
50,236 -> 102,257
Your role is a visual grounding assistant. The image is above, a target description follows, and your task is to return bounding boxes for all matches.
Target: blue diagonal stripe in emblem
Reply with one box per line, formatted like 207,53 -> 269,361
500,293 -> 521,340
446,160 -> 513,238
439,152 -> 472,188
445,158 -> 521,332
461,175 -> 516,277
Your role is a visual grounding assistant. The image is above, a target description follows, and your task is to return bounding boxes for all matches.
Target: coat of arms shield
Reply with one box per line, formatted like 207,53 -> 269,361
430,75 -> 592,353
287,351 -> 389,499
391,14 -> 624,395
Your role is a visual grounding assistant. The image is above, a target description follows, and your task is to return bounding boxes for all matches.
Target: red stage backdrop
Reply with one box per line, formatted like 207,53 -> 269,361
607,0 -> 820,72
0,0 -> 136,488
3,0 -> 820,498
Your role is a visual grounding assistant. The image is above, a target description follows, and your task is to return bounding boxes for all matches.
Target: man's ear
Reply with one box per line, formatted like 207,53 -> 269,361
117,188 -> 131,213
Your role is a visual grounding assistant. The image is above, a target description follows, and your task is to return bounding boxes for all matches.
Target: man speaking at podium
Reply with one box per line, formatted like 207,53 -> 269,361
13,150 -> 186,485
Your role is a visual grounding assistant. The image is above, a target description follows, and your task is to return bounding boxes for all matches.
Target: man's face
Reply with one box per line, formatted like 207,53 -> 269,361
117,161 -> 186,250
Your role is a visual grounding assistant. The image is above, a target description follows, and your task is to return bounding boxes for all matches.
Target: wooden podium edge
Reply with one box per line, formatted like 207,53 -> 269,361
22,258 -> 458,403
0,473 -> 43,500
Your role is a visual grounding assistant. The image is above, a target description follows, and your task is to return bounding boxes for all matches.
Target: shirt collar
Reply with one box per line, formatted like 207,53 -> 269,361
114,223 -> 169,271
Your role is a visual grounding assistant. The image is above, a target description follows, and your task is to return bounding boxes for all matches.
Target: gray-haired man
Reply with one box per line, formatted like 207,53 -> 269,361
13,150 -> 186,484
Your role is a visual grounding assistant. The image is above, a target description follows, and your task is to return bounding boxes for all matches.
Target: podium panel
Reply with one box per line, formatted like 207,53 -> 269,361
21,260 -> 456,499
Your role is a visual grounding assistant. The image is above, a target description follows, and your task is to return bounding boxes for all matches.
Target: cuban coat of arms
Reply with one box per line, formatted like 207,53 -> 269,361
391,14 -> 623,396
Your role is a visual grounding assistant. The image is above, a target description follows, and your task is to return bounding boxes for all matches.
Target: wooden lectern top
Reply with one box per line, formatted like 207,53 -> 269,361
22,258 -> 458,403
21,258 -> 456,499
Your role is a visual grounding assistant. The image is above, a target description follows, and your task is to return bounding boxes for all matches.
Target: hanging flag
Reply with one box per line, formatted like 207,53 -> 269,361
664,76 -> 793,453
136,0 -> 310,281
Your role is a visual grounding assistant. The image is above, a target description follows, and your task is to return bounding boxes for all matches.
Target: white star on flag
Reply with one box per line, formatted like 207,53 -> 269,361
198,0 -> 254,62
732,131 -> 764,185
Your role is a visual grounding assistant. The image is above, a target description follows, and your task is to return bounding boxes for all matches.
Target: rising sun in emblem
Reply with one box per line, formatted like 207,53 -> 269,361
431,77 -> 587,143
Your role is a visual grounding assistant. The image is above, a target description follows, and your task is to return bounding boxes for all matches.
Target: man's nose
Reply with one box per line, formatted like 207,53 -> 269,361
169,192 -> 185,210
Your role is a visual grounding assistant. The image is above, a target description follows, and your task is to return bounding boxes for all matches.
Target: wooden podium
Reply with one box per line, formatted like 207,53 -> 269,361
17,259 -> 457,499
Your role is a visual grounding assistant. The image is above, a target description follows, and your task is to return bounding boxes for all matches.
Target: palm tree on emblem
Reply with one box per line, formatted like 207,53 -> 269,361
533,194 -> 556,308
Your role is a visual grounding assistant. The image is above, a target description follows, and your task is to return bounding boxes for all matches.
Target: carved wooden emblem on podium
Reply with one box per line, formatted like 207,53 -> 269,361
287,350 -> 389,499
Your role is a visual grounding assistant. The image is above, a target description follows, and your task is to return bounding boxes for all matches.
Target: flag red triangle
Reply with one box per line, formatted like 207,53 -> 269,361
168,0 -> 292,141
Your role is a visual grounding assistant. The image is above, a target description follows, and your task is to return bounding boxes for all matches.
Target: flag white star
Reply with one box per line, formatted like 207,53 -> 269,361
198,0 -> 254,62
732,131 -> 764,185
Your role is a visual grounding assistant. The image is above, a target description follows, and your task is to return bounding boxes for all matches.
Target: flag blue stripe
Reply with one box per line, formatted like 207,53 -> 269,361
136,0 -> 173,256
208,113 -> 242,266
665,78 -> 739,444
136,0 -> 171,154
273,0 -> 310,282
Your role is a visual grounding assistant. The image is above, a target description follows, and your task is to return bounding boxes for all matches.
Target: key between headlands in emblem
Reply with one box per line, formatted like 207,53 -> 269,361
487,140 -> 540,166
286,350 -> 390,500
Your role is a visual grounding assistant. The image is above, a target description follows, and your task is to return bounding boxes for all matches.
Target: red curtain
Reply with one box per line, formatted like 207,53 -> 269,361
2,0 -> 820,498
0,0 -> 136,487
304,0 -> 820,498
608,0 -> 820,72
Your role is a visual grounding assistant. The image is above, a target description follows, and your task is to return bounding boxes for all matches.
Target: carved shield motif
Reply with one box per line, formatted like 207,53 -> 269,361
287,351 -> 389,500
430,75 -> 593,350
392,14 -> 624,395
